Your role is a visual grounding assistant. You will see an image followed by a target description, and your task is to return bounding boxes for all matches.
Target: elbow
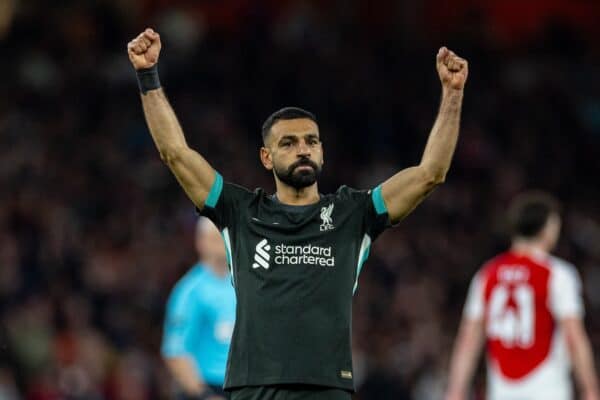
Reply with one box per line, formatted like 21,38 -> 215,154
421,167 -> 447,188
159,146 -> 187,166
431,172 -> 446,186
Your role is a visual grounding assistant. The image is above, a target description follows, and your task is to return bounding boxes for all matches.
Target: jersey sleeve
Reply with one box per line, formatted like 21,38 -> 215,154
549,258 -> 584,319
366,185 -> 394,240
463,271 -> 485,320
198,172 -> 254,230
335,184 -> 392,240
161,280 -> 202,358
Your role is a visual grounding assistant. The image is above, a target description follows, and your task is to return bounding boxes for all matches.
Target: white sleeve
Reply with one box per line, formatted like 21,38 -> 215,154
463,272 -> 485,320
549,257 -> 584,319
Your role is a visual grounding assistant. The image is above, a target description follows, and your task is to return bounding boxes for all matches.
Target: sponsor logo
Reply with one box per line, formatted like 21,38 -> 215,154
252,239 -> 336,269
320,203 -> 334,231
274,243 -> 335,267
252,238 -> 271,269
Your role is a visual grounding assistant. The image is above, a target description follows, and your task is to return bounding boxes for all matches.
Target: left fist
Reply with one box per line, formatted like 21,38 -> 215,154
437,47 -> 468,91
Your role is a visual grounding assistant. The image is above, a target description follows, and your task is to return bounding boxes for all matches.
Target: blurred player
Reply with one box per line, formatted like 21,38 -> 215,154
128,28 -> 467,399
162,217 -> 236,400
445,192 -> 600,400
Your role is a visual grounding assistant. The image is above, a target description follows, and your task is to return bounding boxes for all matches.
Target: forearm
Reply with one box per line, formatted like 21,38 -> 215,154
165,357 -> 206,395
446,319 -> 483,398
379,89 -> 464,222
447,351 -> 477,396
139,86 -> 215,207
570,332 -> 600,396
141,88 -> 189,161
420,88 -> 463,182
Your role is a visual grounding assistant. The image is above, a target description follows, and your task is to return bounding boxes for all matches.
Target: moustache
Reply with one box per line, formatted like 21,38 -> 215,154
289,158 -> 319,172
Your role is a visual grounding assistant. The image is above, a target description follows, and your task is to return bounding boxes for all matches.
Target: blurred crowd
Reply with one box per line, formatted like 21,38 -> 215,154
1,0 -> 600,399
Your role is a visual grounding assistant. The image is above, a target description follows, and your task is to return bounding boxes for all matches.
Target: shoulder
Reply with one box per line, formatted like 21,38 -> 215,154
547,255 -> 584,317
168,266 -> 206,307
223,181 -> 259,199
548,256 -> 580,282
331,185 -> 373,202
474,252 -> 511,286
224,182 -> 277,208
208,172 -> 259,202
479,252 -> 508,275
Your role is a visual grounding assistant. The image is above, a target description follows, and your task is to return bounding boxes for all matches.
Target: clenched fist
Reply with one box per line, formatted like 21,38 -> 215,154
127,28 -> 161,70
437,47 -> 468,91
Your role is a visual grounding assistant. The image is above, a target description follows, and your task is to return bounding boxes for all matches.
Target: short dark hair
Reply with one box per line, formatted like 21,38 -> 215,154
261,107 -> 317,143
507,191 -> 561,238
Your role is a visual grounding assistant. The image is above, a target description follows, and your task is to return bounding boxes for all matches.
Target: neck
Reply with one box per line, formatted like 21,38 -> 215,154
274,180 -> 320,206
511,238 -> 549,256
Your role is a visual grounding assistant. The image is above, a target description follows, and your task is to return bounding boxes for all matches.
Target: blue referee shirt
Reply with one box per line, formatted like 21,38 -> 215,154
161,263 -> 236,386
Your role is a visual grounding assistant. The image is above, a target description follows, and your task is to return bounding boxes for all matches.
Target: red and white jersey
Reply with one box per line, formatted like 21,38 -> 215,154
463,250 -> 584,400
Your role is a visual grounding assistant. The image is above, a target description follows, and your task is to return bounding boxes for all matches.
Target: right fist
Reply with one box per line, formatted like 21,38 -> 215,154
127,28 -> 161,70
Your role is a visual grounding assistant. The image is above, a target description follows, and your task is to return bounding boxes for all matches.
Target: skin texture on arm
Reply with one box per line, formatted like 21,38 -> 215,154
381,47 -> 467,223
128,29 -> 216,209
445,318 -> 485,400
164,357 -> 225,400
164,356 -> 206,396
141,89 -> 216,208
562,317 -> 600,400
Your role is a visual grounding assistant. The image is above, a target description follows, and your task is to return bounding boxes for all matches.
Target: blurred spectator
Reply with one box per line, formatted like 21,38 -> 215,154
0,0 -> 15,39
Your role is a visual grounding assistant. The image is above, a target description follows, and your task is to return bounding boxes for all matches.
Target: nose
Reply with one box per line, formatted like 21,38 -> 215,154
297,140 -> 311,157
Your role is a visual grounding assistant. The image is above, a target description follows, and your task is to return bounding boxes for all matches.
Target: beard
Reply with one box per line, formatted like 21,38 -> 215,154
274,158 -> 321,189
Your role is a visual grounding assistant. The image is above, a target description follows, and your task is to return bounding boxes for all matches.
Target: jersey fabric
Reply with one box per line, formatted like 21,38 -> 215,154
463,250 -> 584,400
199,173 -> 392,391
230,385 -> 352,400
162,263 -> 237,386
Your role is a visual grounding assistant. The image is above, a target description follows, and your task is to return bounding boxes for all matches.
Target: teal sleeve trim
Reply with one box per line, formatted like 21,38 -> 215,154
352,234 -> 372,294
372,184 -> 388,215
205,172 -> 223,208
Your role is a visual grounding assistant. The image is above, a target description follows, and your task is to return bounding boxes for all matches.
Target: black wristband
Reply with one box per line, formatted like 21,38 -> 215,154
136,64 -> 161,94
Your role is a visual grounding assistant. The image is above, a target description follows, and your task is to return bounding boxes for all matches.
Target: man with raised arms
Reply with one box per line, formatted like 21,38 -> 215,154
127,28 -> 468,400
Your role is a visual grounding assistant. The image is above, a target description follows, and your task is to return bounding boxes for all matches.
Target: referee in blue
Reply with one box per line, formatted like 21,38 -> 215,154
162,217 -> 236,400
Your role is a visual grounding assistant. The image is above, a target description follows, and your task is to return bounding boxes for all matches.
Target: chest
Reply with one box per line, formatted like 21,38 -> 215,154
227,200 -> 367,301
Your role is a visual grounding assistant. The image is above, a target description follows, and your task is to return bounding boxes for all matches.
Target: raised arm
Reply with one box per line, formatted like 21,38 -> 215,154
381,47 -> 468,223
128,28 -> 216,209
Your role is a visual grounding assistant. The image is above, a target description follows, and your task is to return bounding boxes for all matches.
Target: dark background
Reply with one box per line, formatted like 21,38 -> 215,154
0,0 -> 599,398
